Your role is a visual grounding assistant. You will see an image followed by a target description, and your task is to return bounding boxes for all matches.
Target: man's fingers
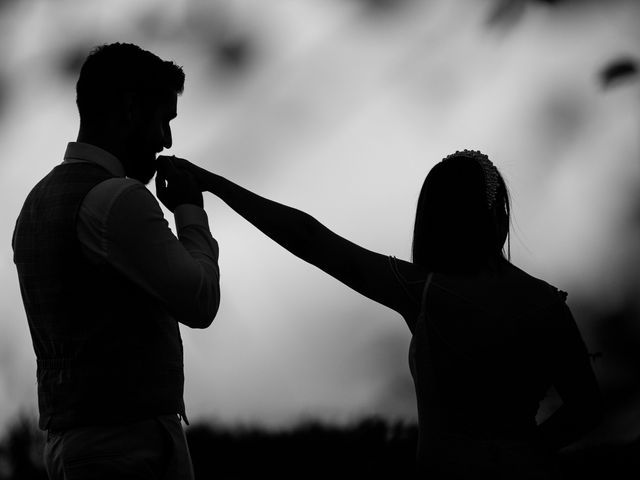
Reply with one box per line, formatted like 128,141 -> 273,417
156,160 -> 191,193
155,169 -> 167,196
160,157 -> 194,186
171,157 -> 191,170
156,154 -> 198,192
157,155 -> 191,173
156,156 -> 184,181
156,155 -> 172,176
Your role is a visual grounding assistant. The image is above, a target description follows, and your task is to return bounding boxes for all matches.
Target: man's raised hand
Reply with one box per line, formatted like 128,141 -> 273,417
155,155 -> 204,212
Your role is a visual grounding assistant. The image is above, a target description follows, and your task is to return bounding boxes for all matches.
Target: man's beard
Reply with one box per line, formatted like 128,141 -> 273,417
122,153 -> 157,185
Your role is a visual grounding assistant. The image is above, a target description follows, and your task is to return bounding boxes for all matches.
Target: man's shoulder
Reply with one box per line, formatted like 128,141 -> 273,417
87,176 -> 150,201
82,177 -> 159,220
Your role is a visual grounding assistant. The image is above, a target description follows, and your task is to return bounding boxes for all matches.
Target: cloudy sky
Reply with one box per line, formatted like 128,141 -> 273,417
0,0 -> 639,442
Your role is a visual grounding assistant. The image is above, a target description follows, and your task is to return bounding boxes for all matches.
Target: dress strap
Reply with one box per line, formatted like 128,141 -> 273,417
387,256 -> 420,304
419,272 -> 434,314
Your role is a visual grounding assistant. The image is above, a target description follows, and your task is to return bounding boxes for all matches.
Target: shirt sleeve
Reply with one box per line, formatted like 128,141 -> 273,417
77,178 -> 220,329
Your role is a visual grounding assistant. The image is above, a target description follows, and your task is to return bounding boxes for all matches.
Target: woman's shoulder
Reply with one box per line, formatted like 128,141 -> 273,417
506,263 -> 564,291
390,256 -> 430,281
426,262 -> 568,316
388,256 -> 431,302
502,262 -> 568,307
388,258 -> 569,314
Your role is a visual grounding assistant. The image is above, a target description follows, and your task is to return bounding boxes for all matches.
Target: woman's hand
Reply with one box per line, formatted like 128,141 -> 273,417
157,155 -> 209,192
155,155 -> 204,212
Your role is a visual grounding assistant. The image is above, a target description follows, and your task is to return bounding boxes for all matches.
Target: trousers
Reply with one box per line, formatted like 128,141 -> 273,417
43,414 -> 195,480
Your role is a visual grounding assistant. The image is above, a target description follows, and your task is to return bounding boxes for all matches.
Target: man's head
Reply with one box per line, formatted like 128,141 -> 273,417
76,43 -> 185,184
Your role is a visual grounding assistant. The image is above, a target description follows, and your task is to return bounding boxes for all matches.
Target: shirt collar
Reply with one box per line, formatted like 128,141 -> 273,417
63,142 -> 126,178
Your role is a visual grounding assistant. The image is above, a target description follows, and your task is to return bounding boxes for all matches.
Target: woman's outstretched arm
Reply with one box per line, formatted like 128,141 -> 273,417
158,156 -> 424,327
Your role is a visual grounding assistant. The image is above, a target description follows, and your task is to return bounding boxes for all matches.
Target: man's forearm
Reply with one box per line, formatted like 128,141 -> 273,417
173,203 -> 220,328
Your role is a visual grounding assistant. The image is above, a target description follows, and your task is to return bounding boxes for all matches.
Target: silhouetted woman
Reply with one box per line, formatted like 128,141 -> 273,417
159,150 -> 602,478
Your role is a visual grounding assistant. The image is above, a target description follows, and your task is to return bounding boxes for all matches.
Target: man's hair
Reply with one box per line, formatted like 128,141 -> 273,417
76,42 -> 185,124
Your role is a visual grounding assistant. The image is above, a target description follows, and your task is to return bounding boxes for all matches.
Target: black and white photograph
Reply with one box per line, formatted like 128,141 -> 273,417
1,0 -> 639,478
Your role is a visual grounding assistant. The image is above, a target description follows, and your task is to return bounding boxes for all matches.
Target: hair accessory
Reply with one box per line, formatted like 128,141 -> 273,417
443,149 -> 499,209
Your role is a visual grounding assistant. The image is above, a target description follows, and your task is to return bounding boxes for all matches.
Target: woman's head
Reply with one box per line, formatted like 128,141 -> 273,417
412,150 -> 510,272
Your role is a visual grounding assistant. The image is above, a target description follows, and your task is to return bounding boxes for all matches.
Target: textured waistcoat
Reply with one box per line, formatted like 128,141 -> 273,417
13,162 -> 186,430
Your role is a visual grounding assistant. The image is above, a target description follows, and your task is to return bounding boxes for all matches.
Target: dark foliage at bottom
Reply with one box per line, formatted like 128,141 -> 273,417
186,417 -> 418,479
559,438 -> 640,480
0,414 -> 46,480
0,411 -> 638,479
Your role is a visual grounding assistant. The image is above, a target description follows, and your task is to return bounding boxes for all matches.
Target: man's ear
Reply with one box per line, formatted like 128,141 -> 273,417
121,91 -> 143,128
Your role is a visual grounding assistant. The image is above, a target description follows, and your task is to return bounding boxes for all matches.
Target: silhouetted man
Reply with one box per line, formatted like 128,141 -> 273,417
12,43 -> 220,479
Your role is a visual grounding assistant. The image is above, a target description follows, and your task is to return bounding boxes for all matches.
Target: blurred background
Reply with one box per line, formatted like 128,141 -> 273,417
0,0 -> 639,474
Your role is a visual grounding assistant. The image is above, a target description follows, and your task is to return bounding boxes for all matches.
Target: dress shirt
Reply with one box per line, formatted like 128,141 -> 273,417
64,142 -> 220,328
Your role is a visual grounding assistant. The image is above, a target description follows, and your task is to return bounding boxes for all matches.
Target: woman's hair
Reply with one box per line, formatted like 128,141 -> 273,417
76,42 -> 185,125
412,150 -> 510,272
